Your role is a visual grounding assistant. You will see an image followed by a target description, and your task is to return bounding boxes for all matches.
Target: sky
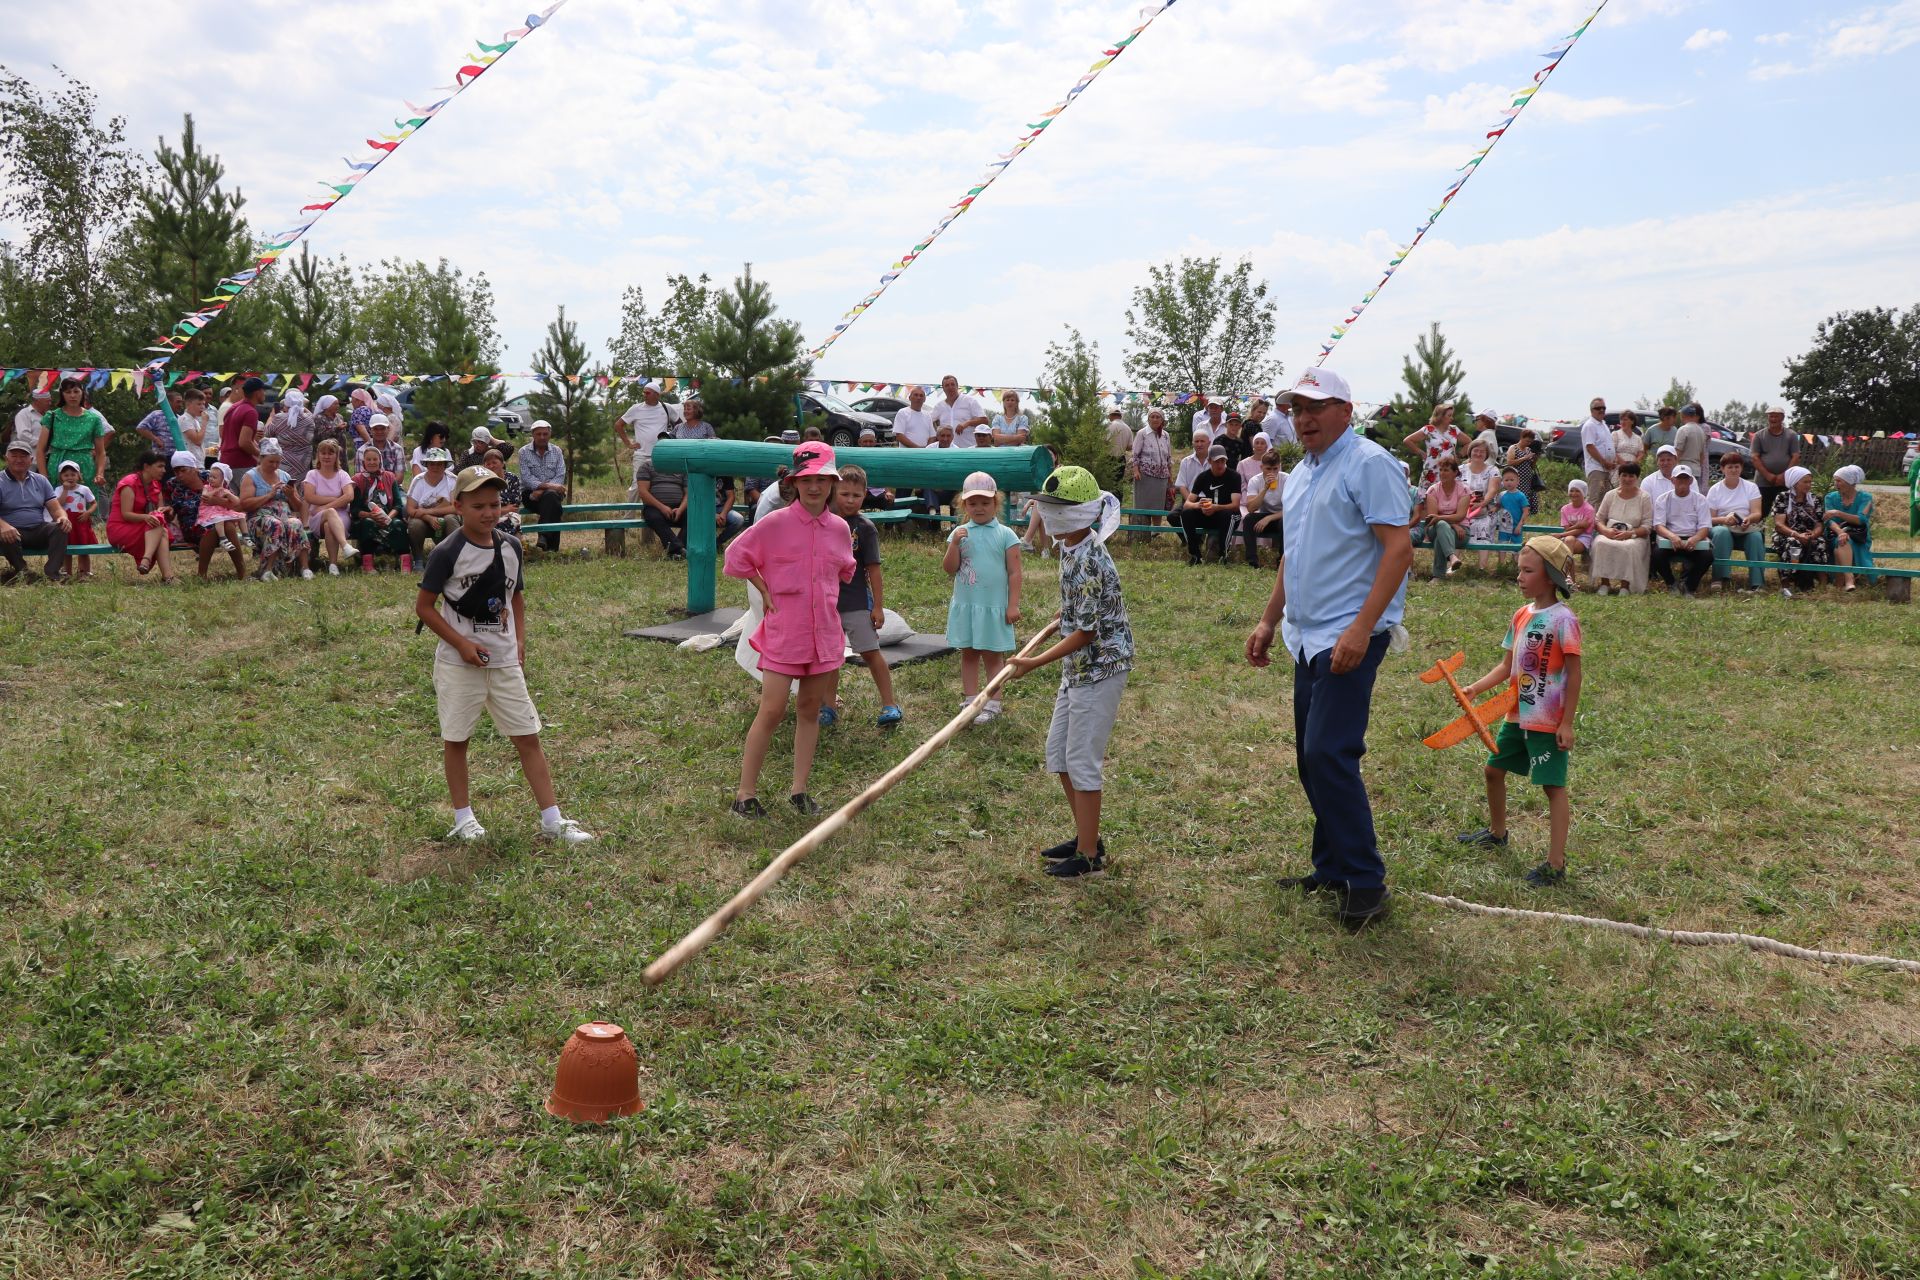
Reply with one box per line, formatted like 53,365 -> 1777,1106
3,0 -> 1919,418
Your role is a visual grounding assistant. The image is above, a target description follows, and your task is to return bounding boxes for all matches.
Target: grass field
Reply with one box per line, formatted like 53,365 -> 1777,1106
2,492 -> 1918,1279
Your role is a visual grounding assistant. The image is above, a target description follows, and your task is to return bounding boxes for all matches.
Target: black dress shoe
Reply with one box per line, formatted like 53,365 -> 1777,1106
1278,874 -> 1335,894
1337,886 -> 1391,929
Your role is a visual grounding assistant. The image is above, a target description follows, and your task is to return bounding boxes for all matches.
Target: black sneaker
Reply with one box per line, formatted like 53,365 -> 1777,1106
730,797 -> 766,820
1038,837 -> 1103,862
788,793 -> 820,816
1455,827 -> 1509,847
1045,851 -> 1106,878
1524,862 -> 1566,887
1337,886 -> 1391,930
1278,874 -> 1335,894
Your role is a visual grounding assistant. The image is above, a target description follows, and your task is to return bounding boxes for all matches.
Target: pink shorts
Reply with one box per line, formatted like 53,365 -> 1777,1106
757,654 -> 844,679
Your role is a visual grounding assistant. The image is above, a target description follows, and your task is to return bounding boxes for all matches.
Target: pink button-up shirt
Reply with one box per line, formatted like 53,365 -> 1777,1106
723,500 -> 856,667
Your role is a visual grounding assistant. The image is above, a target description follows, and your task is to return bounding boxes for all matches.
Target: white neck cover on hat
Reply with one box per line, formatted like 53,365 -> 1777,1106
1047,492 -> 1120,548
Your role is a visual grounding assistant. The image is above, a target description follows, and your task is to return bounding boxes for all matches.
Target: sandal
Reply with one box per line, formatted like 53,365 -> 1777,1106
136,556 -> 153,575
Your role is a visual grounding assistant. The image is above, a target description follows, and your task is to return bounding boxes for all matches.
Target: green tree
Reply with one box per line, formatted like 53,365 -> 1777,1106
346,258 -> 502,432
1034,326 -> 1114,487
1385,322 -> 1473,446
133,113 -> 258,368
1635,377 -> 1699,414
607,272 -> 715,380
0,65 -> 151,365
255,244 -> 354,371
685,265 -> 808,440
1122,255 -> 1280,401
528,305 -> 609,495
1781,305 -> 1920,438
1714,398 -> 1773,434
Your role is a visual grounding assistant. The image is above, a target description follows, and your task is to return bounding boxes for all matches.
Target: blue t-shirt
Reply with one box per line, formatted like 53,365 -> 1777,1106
0,468 -> 56,528
1497,489 -> 1529,541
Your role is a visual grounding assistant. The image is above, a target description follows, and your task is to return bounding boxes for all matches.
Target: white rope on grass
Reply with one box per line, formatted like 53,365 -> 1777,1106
1416,892 -> 1920,976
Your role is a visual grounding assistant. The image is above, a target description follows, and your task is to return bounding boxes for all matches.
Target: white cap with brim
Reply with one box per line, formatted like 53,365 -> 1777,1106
5,440 -> 32,454
422,447 -> 452,464
958,470 -> 997,501
1673,465 -> 1696,481
1276,367 -> 1353,405
29,387 -> 51,400
369,413 -> 390,429
57,458 -> 81,473
1656,444 -> 1678,457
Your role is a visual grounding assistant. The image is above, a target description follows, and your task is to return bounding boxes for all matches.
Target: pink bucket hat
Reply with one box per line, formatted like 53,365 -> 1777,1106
789,441 -> 840,479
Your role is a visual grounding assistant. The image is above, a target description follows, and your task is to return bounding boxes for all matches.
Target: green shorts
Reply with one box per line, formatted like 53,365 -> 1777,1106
1487,720 -> 1568,788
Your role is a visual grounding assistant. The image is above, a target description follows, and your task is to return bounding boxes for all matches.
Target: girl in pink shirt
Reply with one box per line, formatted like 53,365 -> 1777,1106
723,442 -> 857,819
1557,478 -> 1597,571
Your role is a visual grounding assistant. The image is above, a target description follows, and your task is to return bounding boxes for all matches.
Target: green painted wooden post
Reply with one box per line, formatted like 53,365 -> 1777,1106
651,441 -> 1055,614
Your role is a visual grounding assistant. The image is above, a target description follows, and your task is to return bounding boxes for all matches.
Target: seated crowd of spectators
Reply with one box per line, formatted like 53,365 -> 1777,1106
1401,399 -> 1883,596
1,375 -> 575,585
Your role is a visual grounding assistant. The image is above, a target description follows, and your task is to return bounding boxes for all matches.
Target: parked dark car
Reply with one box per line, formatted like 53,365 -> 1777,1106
796,390 -> 892,448
850,395 -> 908,419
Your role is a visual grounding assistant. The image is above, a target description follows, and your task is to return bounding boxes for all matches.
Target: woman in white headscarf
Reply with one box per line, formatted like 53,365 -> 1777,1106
311,392 -> 352,461
264,388 -> 316,477
1822,464 -> 1874,591
1770,465 -> 1827,592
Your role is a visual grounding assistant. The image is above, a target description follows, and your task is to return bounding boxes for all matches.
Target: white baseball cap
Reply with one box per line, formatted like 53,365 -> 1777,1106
1276,368 -> 1353,405
1673,465 -> 1696,481
958,470 -> 997,501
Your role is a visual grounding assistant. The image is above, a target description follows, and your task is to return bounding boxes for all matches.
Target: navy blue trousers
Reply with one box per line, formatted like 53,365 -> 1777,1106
1292,631 -> 1391,891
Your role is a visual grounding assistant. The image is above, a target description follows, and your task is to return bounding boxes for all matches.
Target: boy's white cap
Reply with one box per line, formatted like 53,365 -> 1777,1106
1673,464 -> 1696,480
958,470 -> 997,501
1276,367 -> 1353,405
369,413 -> 390,428
56,458 -> 81,473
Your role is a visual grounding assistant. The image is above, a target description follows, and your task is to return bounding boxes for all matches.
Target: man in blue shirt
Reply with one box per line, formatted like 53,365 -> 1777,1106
1,439 -> 72,583
1245,368 -> 1412,928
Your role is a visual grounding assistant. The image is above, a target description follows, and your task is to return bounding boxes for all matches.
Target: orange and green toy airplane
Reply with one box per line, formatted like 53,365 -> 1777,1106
1418,651 -> 1517,751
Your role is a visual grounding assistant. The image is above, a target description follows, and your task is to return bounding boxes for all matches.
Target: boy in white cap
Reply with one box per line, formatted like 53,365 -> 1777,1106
1455,535 -> 1583,886
1005,466 -> 1134,878
415,465 -> 593,846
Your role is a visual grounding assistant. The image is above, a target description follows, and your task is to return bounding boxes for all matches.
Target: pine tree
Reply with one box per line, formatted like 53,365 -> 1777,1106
1035,326 -> 1115,489
528,306 -> 608,496
135,113 -> 258,367
1386,323 -> 1472,446
685,264 -> 808,440
259,244 -> 353,370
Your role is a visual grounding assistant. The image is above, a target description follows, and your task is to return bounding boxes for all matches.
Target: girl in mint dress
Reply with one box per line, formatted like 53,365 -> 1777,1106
943,475 -> 1023,724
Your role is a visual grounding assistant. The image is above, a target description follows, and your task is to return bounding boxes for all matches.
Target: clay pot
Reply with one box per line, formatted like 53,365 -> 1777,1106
546,1021 -> 644,1123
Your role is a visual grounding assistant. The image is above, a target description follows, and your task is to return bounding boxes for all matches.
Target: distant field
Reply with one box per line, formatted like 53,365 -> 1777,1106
0,493 -> 1916,1279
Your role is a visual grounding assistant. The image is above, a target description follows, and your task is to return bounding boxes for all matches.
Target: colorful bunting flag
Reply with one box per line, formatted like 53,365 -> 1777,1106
1313,0 -> 1608,367
810,0 -> 1181,360
142,2 -> 568,369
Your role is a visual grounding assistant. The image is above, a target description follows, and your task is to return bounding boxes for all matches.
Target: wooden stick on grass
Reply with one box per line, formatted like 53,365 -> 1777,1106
642,620 -> 1061,987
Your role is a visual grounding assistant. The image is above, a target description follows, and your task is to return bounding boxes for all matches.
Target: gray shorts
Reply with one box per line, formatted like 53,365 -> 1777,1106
1044,672 -> 1128,792
839,607 -> 880,654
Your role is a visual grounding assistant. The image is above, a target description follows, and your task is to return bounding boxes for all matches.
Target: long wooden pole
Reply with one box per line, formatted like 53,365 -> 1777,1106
642,620 -> 1061,986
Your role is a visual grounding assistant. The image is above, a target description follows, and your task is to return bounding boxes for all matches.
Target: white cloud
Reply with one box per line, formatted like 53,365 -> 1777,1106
1747,61 -> 1806,81
1824,0 -> 1920,58
1682,27 -> 1728,51
1755,31 -> 1794,46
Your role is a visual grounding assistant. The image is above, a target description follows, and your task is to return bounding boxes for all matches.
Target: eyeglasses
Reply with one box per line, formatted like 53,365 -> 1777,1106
1291,399 -> 1345,416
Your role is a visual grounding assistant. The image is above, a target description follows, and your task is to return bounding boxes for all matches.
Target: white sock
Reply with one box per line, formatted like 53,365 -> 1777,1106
453,806 -> 475,827
540,805 -> 562,828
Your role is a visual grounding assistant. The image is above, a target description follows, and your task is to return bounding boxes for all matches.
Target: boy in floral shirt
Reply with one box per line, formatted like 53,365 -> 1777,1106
1006,466 -> 1135,879
1454,535 -> 1584,886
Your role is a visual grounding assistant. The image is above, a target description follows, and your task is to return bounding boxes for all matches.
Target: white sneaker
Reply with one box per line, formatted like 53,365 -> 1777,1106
258,569 -> 277,582
972,700 -> 1002,726
540,818 -> 595,845
300,568 -> 314,580
327,563 -> 340,576
447,816 -> 487,841
1595,584 -> 1610,596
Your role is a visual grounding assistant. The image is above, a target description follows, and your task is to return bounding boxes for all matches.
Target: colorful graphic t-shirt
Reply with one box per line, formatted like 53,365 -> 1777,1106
1503,601 -> 1582,732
